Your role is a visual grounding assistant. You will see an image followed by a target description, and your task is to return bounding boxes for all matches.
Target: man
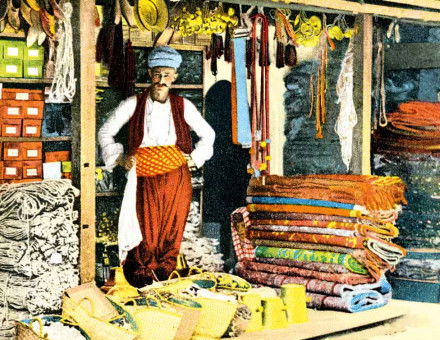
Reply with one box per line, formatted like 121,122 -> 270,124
98,46 -> 215,287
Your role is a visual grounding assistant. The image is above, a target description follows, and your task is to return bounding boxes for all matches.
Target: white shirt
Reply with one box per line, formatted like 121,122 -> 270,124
98,95 -> 215,169
97,94 -> 215,261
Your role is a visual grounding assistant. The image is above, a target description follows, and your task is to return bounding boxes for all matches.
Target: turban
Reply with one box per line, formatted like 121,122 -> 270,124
147,46 -> 182,69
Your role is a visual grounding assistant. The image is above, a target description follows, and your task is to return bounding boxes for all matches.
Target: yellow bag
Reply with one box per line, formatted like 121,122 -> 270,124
192,297 -> 237,338
62,294 -> 137,340
121,296 -> 182,340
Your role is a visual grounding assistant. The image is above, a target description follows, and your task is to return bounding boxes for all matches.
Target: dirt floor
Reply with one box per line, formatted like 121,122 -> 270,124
323,300 -> 440,340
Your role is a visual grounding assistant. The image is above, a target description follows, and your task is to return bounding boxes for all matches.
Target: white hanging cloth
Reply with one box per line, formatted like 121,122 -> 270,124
335,38 -> 358,172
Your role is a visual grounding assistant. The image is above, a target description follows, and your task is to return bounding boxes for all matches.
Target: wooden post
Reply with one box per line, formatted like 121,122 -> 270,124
352,14 -> 373,175
71,0 -> 96,283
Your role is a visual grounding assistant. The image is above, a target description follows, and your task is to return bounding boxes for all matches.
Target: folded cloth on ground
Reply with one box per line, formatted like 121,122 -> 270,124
235,263 -> 391,312
247,204 -> 362,218
231,207 -> 255,262
254,246 -> 368,275
246,196 -> 366,212
247,174 -> 406,211
249,219 -> 398,238
246,260 -> 374,284
394,258 -> 440,281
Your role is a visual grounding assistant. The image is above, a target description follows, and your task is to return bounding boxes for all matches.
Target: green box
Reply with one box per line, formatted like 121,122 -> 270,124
2,40 -> 25,60
0,59 -> 23,78
23,60 -> 43,78
24,45 -> 45,61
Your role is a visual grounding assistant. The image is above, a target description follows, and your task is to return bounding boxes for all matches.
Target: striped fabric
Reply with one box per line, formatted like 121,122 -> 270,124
135,145 -> 186,177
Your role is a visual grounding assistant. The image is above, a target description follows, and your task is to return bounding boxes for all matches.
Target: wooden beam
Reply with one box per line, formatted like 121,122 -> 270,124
361,14 -> 373,175
223,0 -> 440,23
382,0 -> 440,11
385,43 -> 440,70
72,0 -> 96,283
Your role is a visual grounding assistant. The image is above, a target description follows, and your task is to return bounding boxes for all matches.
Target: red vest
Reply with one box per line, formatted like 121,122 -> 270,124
128,91 -> 192,156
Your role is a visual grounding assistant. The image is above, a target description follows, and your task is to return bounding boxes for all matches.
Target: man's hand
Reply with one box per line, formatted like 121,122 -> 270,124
117,154 -> 136,171
183,154 -> 197,171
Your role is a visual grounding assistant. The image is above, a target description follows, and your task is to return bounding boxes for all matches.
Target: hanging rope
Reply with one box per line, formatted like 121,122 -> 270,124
249,12 -> 271,177
47,2 -> 76,103
335,38 -> 358,172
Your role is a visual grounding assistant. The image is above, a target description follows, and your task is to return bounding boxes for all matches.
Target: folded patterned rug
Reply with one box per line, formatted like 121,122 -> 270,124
254,245 -> 368,275
249,218 -> 399,238
247,174 -> 406,211
247,203 -> 362,218
236,262 -> 391,313
246,260 -> 374,285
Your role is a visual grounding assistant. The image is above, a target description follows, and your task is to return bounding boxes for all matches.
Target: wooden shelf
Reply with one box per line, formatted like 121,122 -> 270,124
0,136 -> 72,142
96,191 -> 123,197
0,77 -> 52,85
96,79 -> 203,90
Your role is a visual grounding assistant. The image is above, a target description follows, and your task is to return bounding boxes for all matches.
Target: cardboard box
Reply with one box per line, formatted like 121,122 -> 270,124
2,40 -> 25,59
23,60 -> 43,78
21,142 -> 42,160
22,119 -> 41,137
24,45 -> 45,61
2,88 -> 44,101
0,100 -> 23,119
0,59 -> 23,78
22,160 -> 42,179
1,118 -> 22,137
3,161 -> 22,179
3,142 -> 22,161
43,161 -> 61,179
45,150 -> 70,162
22,100 -> 44,119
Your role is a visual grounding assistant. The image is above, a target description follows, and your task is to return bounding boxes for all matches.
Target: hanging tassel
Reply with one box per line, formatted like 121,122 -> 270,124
284,44 -> 297,67
224,27 -> 232,62
123,39 -> 136,98
276,41 -> 285,68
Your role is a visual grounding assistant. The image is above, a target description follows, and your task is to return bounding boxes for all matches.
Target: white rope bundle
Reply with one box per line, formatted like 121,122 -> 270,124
47,2 -> 76,103
335,38 -> 358,172
0,180 -> 80,316
31,319 -> 85,340
180,202 -> 224,272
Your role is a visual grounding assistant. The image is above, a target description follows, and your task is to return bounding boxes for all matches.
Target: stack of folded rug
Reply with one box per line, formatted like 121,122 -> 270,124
373,101 -> 440,156
231,174 -> 407,312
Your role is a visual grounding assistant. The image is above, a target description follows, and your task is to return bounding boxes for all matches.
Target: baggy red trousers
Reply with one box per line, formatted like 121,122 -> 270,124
123,164 -> 192,287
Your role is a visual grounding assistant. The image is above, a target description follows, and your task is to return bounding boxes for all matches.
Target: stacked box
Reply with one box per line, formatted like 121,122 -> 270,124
0,39 -> 44,79
0,89 -> 44,137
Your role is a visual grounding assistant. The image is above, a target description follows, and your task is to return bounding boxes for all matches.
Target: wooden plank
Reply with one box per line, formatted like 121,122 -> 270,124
0,136 -> 72,142
382,0 -> 440,10
0,78 -> 53,84
385,43 -> 440,70
234,299 -> 409,339
71,0 -> 96,284
222,0 -> 440,22
362,15 -> 373,176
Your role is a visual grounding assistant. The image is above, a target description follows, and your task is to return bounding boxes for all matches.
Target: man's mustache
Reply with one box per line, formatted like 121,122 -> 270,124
153,82 -> 169,88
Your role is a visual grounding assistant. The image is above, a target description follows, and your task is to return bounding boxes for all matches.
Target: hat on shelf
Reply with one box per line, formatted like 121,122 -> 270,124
147,46 -> 182,69
134,0 -> 168,33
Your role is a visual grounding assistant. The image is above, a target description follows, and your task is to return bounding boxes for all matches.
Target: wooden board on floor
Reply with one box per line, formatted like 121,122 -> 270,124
234,299 -> 409,340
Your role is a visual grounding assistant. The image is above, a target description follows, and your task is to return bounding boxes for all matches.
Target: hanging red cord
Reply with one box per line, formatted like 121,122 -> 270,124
250,13 -> 271,176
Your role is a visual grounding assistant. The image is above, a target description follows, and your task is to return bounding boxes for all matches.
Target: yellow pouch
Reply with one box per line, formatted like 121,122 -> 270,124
122,296 -> 182,340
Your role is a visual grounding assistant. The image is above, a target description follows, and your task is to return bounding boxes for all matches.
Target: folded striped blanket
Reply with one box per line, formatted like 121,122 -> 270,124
236,262 -> 391,313
255,246 -> 368,275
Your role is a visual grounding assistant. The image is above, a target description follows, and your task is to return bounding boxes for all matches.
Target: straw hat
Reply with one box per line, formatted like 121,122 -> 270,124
134,0 -> 168,33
